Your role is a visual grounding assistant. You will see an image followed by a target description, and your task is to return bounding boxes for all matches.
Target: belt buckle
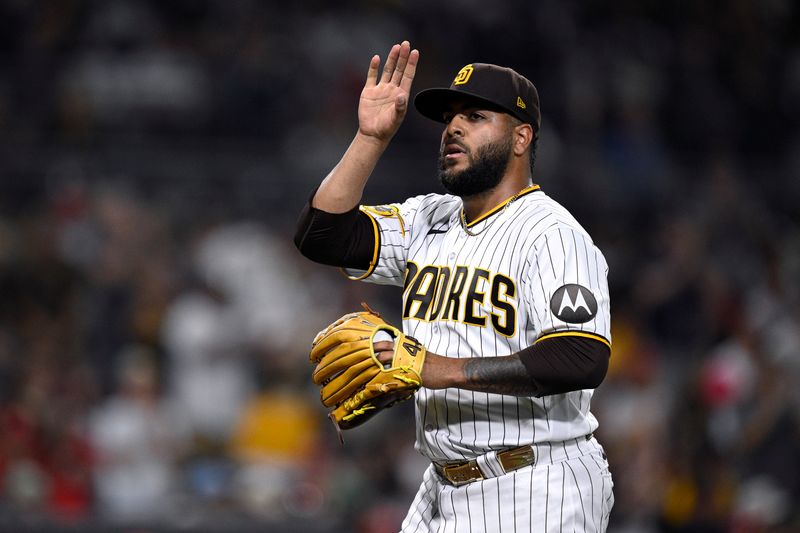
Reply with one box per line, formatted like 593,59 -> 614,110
498,446 -> 535,472
441,461 -> 483,487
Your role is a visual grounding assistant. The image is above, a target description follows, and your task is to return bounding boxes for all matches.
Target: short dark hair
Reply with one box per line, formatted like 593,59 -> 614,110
530,135 -> 539,176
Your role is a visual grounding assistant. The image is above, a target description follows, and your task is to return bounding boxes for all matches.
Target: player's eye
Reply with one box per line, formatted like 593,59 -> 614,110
469,112 -> 485,121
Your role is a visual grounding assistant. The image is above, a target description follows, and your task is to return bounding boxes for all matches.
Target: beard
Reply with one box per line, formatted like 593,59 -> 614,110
438,135 -> 513,197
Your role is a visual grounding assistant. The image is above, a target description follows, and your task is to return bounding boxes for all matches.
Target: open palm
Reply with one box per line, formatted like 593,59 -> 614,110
358,41 -> 419,142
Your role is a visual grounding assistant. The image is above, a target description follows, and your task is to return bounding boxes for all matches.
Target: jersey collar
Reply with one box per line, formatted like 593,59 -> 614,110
462,184 -> 541,228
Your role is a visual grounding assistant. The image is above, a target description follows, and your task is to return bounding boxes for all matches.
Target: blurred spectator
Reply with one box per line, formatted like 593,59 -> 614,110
88,344 -> 189,522
160,271 -> 251,443
228,386 -> 322,519
0,356 -> 94,522
160,221 -> 329,443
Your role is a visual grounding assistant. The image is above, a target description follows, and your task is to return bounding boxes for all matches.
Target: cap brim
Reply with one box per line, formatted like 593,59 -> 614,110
414,88 -> 513,123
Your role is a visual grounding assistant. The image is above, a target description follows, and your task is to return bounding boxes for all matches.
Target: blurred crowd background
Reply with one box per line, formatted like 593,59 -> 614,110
0,0 -> 799,532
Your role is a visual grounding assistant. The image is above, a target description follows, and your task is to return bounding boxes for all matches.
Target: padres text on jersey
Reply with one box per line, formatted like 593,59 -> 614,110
344,185 -> 611,461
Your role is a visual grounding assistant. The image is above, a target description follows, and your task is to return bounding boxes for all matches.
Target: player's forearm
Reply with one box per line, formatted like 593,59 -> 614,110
312,132 -> 391,213
422,353 -> 539,396
421,336 -> 610,397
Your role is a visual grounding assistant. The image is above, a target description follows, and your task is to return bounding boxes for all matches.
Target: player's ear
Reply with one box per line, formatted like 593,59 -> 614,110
512,122 -> 534,157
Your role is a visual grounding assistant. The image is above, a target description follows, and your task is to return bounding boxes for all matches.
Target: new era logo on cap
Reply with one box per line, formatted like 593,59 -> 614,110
414,63 -> 541,132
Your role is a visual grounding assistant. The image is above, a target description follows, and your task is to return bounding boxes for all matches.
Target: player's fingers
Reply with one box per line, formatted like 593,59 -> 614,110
390,41 -> 411,85
380,43 -> 401,84
399,48 -> 420,94
364,55 -> 380,87
373,340 -> 394,352
372,340 -> 395,367
376,350 -> 394,366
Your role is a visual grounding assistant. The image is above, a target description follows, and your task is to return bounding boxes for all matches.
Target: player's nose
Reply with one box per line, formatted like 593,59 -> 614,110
444,115 -> 466,138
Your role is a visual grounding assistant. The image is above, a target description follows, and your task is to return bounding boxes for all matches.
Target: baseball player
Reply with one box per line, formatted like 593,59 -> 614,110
295,41 -> 614,532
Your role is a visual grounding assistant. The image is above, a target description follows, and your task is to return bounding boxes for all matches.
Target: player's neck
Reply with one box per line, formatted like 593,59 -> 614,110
461,176 -> 532,223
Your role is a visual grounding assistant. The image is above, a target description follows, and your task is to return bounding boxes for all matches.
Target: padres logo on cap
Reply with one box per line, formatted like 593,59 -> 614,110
453,64 -> 474,85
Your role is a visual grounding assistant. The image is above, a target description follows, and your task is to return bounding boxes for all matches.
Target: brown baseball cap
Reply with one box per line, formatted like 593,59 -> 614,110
414,63 -> 541,133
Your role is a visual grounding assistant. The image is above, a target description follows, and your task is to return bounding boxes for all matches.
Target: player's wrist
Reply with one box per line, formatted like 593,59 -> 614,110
354,129 -> 394,149
420,352 -> 463,390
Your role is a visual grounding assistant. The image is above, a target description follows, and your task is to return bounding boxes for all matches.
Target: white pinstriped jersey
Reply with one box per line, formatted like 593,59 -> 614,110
345,185 -> 611,464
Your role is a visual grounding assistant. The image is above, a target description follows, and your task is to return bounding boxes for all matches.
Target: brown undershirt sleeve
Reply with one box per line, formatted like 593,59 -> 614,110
294,199 -> 376,270
517,336 -> 610,397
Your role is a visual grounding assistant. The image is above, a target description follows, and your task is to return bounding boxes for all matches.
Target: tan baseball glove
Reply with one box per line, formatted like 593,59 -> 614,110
310,304 -> 426,431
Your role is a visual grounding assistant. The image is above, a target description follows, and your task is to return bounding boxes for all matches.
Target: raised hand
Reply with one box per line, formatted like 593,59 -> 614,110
358,41 -> 419,143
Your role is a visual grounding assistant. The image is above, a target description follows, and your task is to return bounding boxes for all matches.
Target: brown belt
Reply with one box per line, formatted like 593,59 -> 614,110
435,445 -> 536,487
434,435 -> 595,486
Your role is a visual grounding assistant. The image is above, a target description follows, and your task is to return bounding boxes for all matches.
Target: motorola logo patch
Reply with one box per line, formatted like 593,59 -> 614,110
550,284 -> 598,324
